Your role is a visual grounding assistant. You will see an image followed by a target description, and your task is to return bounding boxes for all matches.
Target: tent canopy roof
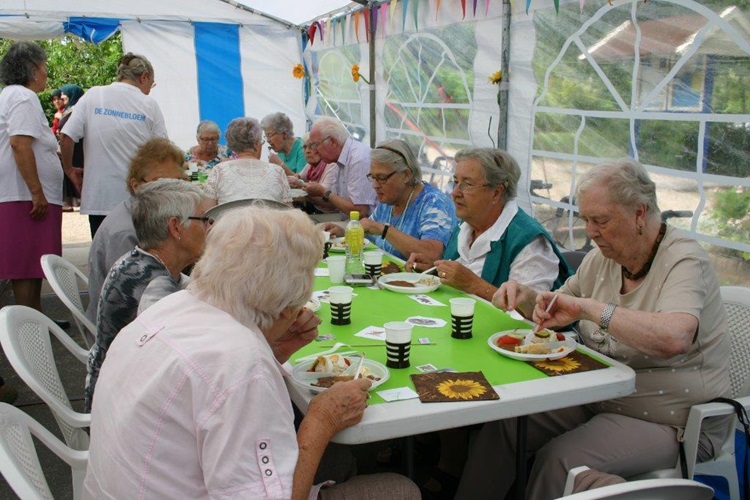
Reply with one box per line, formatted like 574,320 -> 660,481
0,0 -> 363,28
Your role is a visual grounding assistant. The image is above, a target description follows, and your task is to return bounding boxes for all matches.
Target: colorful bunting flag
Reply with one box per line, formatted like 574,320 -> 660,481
364,9 -> 371,42
461,0 -> 467,19
354,11 -> 360,43
473,0 -> 478,16
412,0 -> 419,31
390,0 -> 398,29
402,0 -> 409,30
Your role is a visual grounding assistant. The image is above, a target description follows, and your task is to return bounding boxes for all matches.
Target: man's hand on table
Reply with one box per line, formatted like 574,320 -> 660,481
307,378 -> 372,438
272,308 -> 321,363
318,222 -> 344,237
302,182 -> 326,198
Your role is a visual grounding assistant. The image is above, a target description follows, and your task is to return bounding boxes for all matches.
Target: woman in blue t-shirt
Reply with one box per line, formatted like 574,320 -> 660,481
327,139 -> 457,262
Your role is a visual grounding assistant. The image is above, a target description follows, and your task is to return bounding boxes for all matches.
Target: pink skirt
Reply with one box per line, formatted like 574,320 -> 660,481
0,201 -> 62,279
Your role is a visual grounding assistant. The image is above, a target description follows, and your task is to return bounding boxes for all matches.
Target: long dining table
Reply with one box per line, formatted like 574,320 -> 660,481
284,258 -> 636,497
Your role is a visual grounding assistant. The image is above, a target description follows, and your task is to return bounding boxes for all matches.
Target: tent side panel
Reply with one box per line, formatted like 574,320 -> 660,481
121,20 -> 200,149
240,26 -> 307,138
195,22 -> 245,144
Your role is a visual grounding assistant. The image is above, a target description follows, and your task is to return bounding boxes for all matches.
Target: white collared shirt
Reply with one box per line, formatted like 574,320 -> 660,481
455,200 -> 560,291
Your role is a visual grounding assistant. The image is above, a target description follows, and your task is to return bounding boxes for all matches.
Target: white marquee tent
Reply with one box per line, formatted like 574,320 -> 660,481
2,0 -> 749,285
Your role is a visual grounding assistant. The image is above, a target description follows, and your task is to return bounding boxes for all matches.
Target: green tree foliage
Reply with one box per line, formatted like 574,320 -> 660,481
0,34 -> 123,123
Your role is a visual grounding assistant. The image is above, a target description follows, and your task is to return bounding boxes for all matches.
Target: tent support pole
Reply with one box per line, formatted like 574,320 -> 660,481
497,0 -> 511,149
368,6 -> 377,148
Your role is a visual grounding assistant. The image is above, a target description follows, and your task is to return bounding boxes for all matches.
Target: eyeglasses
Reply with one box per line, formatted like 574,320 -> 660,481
366,171 -> 399,185
452,180 -> 490,193
307,136 -> 331,150
187,216 -> 214,226
198,136 -> 219,143
263,131 -> 282,141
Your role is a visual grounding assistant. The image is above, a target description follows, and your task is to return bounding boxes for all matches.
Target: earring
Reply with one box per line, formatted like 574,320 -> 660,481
638,225 -> 643,235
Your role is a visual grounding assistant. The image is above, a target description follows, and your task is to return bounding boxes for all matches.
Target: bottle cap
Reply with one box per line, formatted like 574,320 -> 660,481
350,211 -> 360,220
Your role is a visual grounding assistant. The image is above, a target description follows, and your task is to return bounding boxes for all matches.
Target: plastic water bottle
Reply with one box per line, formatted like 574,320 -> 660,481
345,211 -> 365,275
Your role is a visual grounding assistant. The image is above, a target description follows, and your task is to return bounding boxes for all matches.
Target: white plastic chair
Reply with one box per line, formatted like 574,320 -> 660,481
631,286 -> 750,500
558,466 -> 713,499
40,254 -> 96,348
0,403 -> 88,500
0,306 -> 90,451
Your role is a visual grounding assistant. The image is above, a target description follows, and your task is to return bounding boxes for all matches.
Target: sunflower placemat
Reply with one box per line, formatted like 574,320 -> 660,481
529,350 -> 608,376
410,371 -> 499,402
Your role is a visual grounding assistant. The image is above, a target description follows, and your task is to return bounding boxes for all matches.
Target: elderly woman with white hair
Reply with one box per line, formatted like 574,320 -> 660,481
184,120 -> 233,170
84,206 -> 419,499
85,178 -> 215,412
261,111 -> 306,175
204,117 -> 292,205
408,148 -> 570,301
458,158 -> 731,499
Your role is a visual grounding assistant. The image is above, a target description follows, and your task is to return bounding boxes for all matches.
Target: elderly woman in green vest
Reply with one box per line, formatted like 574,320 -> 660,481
407,148 -> 571,301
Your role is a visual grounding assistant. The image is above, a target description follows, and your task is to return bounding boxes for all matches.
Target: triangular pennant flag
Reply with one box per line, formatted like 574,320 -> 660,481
461,0 -> 467,19
486,0 -> 491,15
317,20 -> 324,43
332,18 -> 337,45
354,11 -> 361,43
340,15 -> 347,45
436,0 -> 442,21
380,3 -> 388,36
554,0 -> 559,13
525,0 -> 531,15
412,0 -> 419,31
390,0 -> 398,29
364,9 -> 371,42
308,23 -> 317,46
580,0 -> 585,12
473,0 -> 478,16
301,30 -> 309,51
402,0 -> 410,30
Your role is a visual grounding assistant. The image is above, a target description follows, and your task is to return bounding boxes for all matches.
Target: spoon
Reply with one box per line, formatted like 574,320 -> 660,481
353,354 -> 366,380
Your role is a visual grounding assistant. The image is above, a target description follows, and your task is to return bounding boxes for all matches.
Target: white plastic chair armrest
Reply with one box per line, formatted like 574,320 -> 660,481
682,395 -> 750,477
563,465 -> 591,495
48,321 -> 90,364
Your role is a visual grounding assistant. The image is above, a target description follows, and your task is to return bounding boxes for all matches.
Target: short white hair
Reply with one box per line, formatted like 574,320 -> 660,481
189,207 -> 323,331
312,116 -> 349,143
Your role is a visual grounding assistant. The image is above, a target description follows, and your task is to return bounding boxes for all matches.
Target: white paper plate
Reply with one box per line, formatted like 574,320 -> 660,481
305,298 -> 321,312
378,272 -> 441,294
488,329 -> 577,361
290,188 -> 307,199
290,357 -> 390,393
327,237 -> 376,253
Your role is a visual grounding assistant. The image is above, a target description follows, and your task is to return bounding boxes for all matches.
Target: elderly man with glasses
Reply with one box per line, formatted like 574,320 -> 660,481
302,117 -> 377,220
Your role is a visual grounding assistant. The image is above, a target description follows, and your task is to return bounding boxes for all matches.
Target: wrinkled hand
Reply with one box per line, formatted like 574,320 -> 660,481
319,222 -> 344,237
307,378 -> 372,436
405,252 -> 434,273
493,281 -> 536,317
302,182 -> 325,198
288,175 -> 303,188
29,191 -> 48,220
435,260 -> 481,293
66,167 -> 84,195
360,218 -> 383,236
271,308 -> 321,363
532,291 -> 580,331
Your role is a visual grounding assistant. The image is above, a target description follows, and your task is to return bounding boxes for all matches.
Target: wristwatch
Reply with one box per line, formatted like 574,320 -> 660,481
322,190 -> 332,202
381,223 -> 390,239
599,302 -> 617,330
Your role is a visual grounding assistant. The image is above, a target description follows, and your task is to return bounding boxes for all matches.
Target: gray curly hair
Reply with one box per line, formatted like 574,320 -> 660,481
225,117 -> 263,153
